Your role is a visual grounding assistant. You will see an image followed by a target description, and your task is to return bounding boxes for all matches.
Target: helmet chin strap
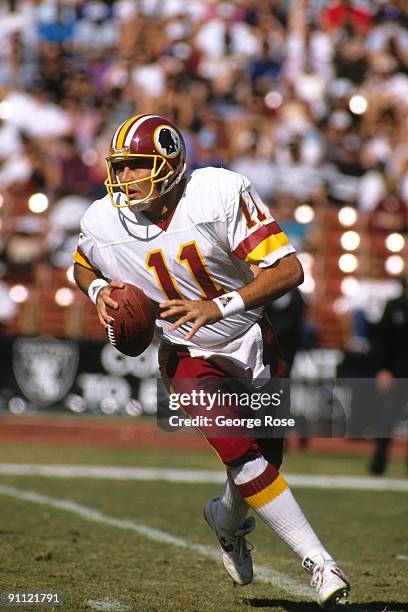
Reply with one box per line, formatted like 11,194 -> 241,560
159,162 -> 186,195
132,199 -> 154,212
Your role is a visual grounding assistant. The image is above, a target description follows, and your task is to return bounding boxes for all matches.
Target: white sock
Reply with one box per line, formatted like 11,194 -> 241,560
231,456 -> 333,561
216,468 -> 249,533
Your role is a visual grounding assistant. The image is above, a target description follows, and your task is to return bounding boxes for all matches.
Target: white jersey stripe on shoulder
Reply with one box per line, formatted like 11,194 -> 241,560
124,114 -> 157,147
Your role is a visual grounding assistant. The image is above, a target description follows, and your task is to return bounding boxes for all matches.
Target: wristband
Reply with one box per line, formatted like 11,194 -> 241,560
213,291 -> 245,318
88,278 -> 109,304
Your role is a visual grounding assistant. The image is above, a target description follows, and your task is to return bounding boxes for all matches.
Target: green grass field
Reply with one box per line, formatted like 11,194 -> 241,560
0,441 -> 407,612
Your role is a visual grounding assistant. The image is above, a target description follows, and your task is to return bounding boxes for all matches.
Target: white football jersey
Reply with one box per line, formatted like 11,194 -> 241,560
73,167 -> 295,349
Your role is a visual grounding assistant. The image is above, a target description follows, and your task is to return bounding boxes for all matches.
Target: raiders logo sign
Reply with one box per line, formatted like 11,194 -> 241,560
154,125 -> 181,158
12,336 -> 79,406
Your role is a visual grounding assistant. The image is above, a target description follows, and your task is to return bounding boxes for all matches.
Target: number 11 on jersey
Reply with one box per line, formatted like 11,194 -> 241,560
146,241 -> 225,301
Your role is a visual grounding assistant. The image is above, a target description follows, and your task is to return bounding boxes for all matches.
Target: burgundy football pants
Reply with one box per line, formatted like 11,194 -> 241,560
158,319 -> 285,468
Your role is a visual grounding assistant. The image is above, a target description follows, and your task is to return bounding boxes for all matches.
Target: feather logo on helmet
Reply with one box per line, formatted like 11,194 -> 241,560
154,126 -> 181,158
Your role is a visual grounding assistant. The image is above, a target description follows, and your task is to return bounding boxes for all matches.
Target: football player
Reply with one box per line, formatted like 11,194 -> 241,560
73,114 -> 350,609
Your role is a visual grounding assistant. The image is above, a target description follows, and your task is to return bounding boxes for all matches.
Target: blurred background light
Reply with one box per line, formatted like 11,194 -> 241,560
341,276 -> 360,297
297,252 -> 315,294
294,205 -> 315,224
264,91 -> 283,110
385,233 -> 405,253
338,207 -> 358,227
66,265 -> 76,285
55,287 -> 74,306
338,253 -> 358,273
385,255 -> 404,275
340,230 -> 360,251
9,284 -> 28,303
349,94 -> 368,115
28,193 -> 49,214
299,276 -> 315,294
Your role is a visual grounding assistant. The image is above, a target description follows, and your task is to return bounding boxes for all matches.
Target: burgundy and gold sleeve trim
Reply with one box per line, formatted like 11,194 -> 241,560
233,221 -> 290,264
72,246 -> 98,271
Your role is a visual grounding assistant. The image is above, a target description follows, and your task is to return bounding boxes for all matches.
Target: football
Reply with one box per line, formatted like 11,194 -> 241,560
106,283 -> 155,356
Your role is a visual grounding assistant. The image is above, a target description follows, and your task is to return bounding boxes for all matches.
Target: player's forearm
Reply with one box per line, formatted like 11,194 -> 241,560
73,263 -> 104,297
238,254 -> 304,310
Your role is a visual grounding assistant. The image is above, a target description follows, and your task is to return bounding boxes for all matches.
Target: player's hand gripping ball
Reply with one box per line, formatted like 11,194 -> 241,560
106,284 -> 155,356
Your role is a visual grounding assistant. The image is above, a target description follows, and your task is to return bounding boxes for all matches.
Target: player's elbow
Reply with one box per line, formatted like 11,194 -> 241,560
73,263 -> 84,287
73,262 -> 96,296
279,254 -> 304,291
290,256 -> 304,289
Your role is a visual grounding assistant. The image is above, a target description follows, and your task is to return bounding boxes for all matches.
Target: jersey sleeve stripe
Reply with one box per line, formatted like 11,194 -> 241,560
243,231 -> 290,263
72,247 -> 97,271
233,221 -> 282,260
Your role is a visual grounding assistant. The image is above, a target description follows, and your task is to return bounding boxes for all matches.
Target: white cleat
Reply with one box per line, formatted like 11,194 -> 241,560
302,554 -> 350,609
204,497 -> 255,586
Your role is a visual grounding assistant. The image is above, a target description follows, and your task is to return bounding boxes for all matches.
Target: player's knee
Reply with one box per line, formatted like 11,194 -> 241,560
222,444 -> 262,467
210,438 -> 284,470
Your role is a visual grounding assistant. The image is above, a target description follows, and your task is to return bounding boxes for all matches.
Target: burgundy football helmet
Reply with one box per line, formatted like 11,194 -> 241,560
105,114 -> 186,209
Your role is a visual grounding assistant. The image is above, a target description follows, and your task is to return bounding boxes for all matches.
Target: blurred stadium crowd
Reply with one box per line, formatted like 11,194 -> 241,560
0,0 -> 407,352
